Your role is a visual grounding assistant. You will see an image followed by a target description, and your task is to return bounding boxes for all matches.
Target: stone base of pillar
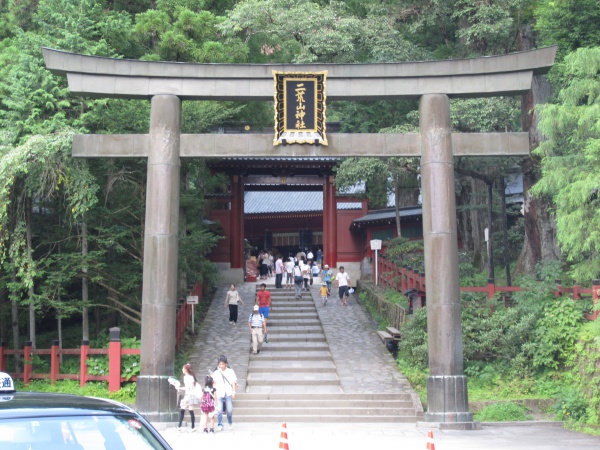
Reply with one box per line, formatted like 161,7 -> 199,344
417,421 -> 481,430
136,375 -> 180,422
424,375 -> 474,424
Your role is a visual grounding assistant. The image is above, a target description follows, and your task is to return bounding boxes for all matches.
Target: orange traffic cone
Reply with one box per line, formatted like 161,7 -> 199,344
279,422 -> 289,450
426,430 -> 435,450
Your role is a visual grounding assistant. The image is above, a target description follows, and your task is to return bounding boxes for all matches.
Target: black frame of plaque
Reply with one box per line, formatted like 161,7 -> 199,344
273,71 -> 327,146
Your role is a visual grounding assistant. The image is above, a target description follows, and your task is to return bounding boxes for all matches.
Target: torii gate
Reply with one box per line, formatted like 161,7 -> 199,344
43,46 -> 556,425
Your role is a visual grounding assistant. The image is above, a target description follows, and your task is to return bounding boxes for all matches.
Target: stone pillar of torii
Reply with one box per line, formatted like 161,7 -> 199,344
43,46 -> 556,426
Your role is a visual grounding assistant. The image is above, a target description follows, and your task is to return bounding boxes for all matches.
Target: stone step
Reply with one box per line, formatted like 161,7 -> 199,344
269,305 -> 317,318
234,406 -> 417,416
249,360 -> 336,373
265,326 -> 323,334
235,398 -> 414,407
261,334 -> 325,342
236,393 -> 413,401
247,385 -> 343,395
246,372 -> 340,386
267,319 -> 321,327
268,291 -> 311,296
268,300 -> 316,304
268,313 -> 318,320
234,415 -> 420,423
235,399 -> 415,408
270,299 -> 315,304
252,342 -> 329,351
250,351 -> 332,361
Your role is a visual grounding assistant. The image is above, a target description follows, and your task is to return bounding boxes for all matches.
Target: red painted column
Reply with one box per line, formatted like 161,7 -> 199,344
108,327 -> 122,393
230,175 -> 243,269
23,341 -> 32,384
80,340 -> 89,388
50,340 -> 59,384
323,176 -> 337,268
322,180 -> 330,266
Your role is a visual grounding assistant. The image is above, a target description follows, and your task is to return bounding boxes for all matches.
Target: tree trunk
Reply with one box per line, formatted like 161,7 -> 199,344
25,195 -> 36,349
456,177 -> 488,270
81,217 -> 89,341
486,181 -> 494,282
179,164 -> 189,294
11,268 -> 20,372
516,26 -> 560,275
500,177 -> 512,286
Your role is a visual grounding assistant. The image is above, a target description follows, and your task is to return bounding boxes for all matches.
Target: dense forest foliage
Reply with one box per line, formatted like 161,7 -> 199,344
0,0 -> 599,425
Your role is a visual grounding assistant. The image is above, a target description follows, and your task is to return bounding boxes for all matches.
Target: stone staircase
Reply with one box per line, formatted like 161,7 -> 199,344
235,288 -> 422,423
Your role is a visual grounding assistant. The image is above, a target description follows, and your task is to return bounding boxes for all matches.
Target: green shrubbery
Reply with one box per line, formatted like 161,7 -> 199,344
389,260 -> 600,427
474,402 -> 532,422
14,379 -> 137,405
86,336 -> 141,381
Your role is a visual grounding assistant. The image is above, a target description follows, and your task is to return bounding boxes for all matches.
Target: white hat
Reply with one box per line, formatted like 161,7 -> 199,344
324,264 -> 329,268
253,305 -> 259,311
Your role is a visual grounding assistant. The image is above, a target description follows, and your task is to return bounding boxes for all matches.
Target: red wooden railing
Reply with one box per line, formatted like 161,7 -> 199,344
0,281 -> 205,391
0,328 -> 137,392
376,257 -> 599,320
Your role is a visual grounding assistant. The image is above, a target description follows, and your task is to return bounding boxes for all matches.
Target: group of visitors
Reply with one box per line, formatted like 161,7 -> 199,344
173,355 -> 238,433
258,250 -> 274,280
224,283 -> 271,354
172,257 -> 354,434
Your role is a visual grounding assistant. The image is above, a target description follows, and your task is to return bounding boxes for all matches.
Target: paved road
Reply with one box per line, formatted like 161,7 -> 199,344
157,421 -> 600,450
157,278 -> 600,449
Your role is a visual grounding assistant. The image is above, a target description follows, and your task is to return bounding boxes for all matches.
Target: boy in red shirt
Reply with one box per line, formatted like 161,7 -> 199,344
255,283 -> 272,342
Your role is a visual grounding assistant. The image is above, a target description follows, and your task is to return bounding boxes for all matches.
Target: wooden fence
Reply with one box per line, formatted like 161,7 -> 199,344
0,282 -> 204,391
376,257 -> 599,320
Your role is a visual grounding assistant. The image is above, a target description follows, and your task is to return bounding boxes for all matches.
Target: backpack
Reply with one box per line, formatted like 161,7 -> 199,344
293,266 -> 303,283
200,388 -> 215,412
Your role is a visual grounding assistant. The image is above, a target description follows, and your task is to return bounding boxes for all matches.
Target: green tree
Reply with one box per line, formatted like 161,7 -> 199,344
532,47 -> 600,280
535,0 -> 600,59
218,0 -> 418,64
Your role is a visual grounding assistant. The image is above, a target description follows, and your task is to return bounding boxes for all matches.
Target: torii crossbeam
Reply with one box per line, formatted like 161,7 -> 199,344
43,46 -> 556,426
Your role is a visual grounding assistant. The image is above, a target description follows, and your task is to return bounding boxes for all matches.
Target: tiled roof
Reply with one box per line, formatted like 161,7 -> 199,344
244,191 -> 361,214
352,207 -> 423,223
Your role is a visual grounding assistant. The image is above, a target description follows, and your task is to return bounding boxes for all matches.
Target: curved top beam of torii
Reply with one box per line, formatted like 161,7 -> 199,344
42,46 -> 557,101
43,46 -> 557,158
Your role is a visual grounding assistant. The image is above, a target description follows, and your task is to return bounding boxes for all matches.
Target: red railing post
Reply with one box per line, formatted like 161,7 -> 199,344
593,280 -> 600,321
108,327 -> 121,392
487,278 -> 495,299
407,267 -> 413,290
555,279 -> 562,297
572,283 -> 581,300
80,340 -> 89,387
50,340 -> 59,384
0,342 -> 5,372
23,341 -> 32,385
401,266 -> 407,292
420,272 -> 426,293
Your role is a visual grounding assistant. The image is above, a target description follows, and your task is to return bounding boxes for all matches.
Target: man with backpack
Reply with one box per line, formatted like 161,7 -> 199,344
248,304 -> 267,354
211,355 -> 238,431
